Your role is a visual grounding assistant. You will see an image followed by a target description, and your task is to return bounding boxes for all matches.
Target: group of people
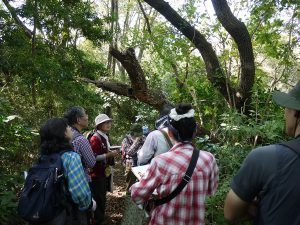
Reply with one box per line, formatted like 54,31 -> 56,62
129,103 -> 218,225
28,81 -> 300,225
37,107 -> 117,225
123,82 -> 300,225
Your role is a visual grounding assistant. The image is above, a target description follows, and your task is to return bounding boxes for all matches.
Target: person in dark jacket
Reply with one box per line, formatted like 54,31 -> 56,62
224,80 -> 300,225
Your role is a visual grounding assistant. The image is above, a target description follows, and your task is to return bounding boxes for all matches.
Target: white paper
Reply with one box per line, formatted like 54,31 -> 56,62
131,165 -> 150,181
131,165 -> 158,195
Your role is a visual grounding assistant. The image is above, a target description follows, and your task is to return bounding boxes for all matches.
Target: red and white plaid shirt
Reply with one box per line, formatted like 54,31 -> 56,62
131,142 -> 219,225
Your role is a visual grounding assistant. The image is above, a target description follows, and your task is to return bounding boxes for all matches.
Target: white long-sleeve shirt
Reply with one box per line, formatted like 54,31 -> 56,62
137,128 -> 173,165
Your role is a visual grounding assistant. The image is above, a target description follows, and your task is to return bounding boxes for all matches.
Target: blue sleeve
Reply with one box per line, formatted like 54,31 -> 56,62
62,152 -> 92,211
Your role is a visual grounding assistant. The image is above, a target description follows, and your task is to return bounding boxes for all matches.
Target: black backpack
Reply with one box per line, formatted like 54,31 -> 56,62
18,151 -> 69,224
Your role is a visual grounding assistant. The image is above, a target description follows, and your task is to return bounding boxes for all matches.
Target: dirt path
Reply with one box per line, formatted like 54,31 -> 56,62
105,155 -> 127,224
105,155 -> 147,225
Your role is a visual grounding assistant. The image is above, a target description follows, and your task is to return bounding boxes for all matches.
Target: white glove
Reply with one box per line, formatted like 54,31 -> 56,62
92,198 -> 97,211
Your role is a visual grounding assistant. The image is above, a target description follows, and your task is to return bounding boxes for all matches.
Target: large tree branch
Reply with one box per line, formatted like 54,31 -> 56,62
82,76 -> 216,139
80,77 -> 132,97
81,47 -> 172,111
211,0 -> 255,109
109,47 -> 148,93
142,0 -> 235,107
82,76 -> 171,110
2,0 -> 33,39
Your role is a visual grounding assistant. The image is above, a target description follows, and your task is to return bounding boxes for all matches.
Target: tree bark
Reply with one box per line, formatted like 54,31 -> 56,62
107,0 -> 117,71
109,47 -> 147,91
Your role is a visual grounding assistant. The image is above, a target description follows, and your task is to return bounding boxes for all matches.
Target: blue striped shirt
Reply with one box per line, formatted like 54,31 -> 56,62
61,151 -> 91,211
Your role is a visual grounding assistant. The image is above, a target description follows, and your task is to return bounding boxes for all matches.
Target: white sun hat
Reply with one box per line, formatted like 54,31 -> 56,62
95,114 -> 112,127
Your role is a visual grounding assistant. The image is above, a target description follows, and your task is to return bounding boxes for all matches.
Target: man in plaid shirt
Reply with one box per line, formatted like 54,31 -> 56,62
64,106 -> 97,182
131,103 -> 219,225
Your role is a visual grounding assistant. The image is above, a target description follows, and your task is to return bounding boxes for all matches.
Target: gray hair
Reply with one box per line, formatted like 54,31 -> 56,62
63,106 -> 85,126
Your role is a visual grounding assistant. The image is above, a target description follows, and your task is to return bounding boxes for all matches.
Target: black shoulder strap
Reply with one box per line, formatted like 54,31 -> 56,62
279,138 -> 300,156
154,148 -> 200,206
159,129 -> 173,149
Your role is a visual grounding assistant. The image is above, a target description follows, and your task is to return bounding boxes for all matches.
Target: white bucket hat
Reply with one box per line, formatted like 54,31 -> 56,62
95,114 -> 112,127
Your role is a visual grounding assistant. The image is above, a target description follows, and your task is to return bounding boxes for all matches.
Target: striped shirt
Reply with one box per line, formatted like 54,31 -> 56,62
131,142 -> 219,225
71,128 -> 96,182
121,135 -> 145,167
61,151 -> 91,211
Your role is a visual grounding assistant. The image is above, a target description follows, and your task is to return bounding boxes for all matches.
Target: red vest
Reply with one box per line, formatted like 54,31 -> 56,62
89,133 -> 114,178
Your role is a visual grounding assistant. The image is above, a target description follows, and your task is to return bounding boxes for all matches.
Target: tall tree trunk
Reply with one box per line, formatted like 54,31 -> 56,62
107,0 -> 115,71
107,0 -> 119,77
211,0 -> 255,112
142,0 -> 255,112
31,0 -> 38,108
111,0 -> 119,77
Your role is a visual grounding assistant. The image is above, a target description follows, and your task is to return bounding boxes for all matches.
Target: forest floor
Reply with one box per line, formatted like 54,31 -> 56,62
105,155 -> 147,225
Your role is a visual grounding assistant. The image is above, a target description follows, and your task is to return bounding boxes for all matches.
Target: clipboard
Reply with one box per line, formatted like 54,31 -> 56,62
110,145 -> 121,150
131,165 -> 149,181
131,165 -> 158,196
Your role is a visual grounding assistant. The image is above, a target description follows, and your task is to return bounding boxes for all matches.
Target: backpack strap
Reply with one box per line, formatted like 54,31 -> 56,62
146,130 -> 173,164
154,148 -> 200,206
159,129 -> 173,149
279,138 -> 300,156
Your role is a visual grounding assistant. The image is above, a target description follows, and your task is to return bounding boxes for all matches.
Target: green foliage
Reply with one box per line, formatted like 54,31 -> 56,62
0,0 -> 110,123
249,0 -> 299,72
0,114 -> 37,155
0,173 -> 25,225
0,1 -> 111,223
219,111 -> 284,145
195,87 -> 285,224
0,113 -> 34,224
0,0 -> 299,223
0,191 -> 18,224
